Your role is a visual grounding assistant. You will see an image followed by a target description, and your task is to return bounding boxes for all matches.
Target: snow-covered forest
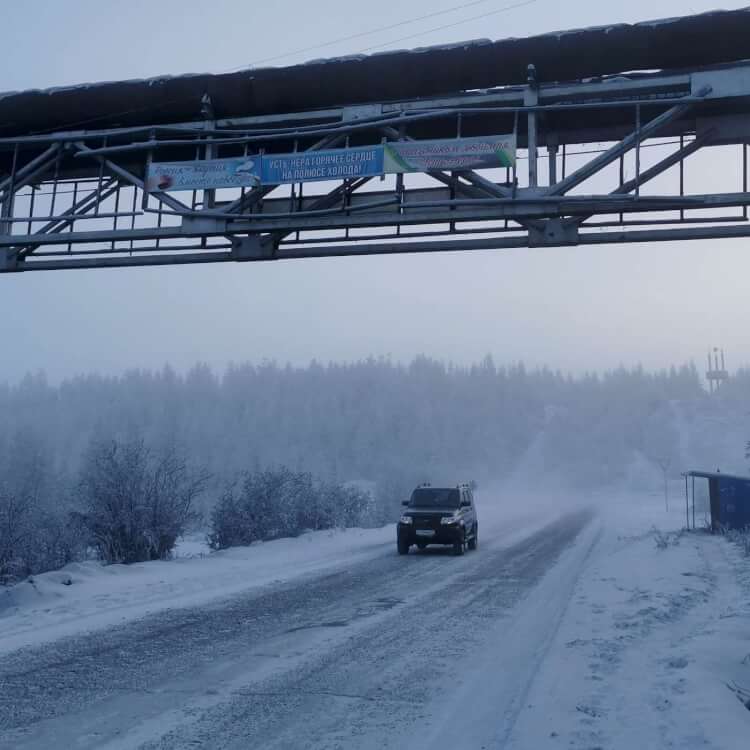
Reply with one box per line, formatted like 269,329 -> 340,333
1,356 -> 749,579
2,356 -> 748,487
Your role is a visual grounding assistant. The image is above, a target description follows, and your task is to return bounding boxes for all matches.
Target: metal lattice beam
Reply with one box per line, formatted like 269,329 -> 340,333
1,55 -> 750,272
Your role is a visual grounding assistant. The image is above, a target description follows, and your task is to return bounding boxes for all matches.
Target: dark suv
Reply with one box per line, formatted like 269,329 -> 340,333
397,484 -> 478,555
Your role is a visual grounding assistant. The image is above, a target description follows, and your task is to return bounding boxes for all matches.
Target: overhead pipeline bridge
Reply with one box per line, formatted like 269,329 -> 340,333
3,7 -> 750,272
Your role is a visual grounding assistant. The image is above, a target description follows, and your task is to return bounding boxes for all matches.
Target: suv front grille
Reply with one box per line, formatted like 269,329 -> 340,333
413,515 -> 443,530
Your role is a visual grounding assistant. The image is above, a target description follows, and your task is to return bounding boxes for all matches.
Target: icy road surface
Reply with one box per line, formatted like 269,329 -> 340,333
0,509 -> 597,749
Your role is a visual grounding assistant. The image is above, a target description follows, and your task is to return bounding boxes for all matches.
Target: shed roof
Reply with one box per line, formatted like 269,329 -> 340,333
685,470 -> 750,483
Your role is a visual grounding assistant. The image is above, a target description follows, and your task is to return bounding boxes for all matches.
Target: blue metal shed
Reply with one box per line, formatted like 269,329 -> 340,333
684,471 -> 750,531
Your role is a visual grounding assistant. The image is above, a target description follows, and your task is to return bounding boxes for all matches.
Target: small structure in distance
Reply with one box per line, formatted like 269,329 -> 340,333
706,348 -> 728,394
684,470 -> 750,531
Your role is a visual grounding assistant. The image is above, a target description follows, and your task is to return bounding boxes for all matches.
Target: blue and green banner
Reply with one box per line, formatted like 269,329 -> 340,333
147,135 -> 516,192
146,157 -> 260,192
261,146 -> 384,185
384,135 -> 516,173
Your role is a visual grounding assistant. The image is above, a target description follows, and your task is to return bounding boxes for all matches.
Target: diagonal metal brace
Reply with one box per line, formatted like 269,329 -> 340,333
258,177 -> 373,256
564,128 -> 715,228
16,178 -> 120,259
72,142 -> 192,214
380,125 -> 496,200
548,87 -> 711,196
381,125 -> 544,232
0,144 -> 61,200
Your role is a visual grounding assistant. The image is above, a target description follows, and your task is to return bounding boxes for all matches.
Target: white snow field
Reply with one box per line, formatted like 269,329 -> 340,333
507,492 -> 750,749
1,488 -> 749,749
0,524 -> 393,657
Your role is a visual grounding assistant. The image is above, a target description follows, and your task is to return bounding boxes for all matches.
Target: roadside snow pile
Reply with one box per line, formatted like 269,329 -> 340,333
508,493 -> 750,749
723,527 -> 750,559
652,526 -> 685,549
0,525 -> 393,656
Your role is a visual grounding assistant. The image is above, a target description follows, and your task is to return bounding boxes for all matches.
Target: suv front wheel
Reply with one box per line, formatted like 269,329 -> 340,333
453,530 -> 466,556
397,539 -> 410,555
468,524 -> 478,551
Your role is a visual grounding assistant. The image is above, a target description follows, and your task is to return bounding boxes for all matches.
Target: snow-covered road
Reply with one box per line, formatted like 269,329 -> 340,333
2,491 -> 749,749
0,505 -> 596,749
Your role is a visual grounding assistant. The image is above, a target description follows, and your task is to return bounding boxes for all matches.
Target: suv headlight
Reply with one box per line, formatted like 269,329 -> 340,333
399,515 -> 413,525
440,515 -> 462,525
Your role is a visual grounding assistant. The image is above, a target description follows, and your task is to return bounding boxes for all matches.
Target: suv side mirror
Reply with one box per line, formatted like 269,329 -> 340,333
401,500 -> 409,506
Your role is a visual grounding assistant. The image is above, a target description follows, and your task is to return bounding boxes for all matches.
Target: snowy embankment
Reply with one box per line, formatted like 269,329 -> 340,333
3,485 -> 749,746
5,485 -> 750,750
508,491 -> 750,749
0,488 -> 577,658
0,526 -> 393,656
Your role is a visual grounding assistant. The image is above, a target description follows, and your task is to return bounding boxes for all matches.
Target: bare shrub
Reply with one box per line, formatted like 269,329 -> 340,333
0,431 -> 84,584
653,528 -> 670,550
207,487 -> 247,551
653,527 -> 684,550
208,468 -> 372,551
0,484 -> 34,583
723,527 -> 750,558
76,439 -> 209,564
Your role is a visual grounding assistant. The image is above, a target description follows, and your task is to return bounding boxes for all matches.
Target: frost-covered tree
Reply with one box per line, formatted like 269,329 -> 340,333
0,355 -> 716,516
0,470 -> 36,582
0,430 -> 81,582
208,468 -> 372,550
75,438 -> 209,564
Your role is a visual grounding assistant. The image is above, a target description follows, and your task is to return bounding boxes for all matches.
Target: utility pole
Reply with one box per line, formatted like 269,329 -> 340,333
657,458 -> 671,512
706,347 -> 728,394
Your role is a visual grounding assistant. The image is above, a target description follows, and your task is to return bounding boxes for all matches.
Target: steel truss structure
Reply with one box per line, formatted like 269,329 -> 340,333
2,33 -> 750,272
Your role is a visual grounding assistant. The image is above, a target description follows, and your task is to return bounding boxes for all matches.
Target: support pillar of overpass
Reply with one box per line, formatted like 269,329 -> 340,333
525,64 -> 539,190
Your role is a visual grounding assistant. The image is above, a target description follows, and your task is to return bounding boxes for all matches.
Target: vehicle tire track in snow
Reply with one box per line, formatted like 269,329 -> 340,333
0,510 -> 593,750
139,511 -> 595,750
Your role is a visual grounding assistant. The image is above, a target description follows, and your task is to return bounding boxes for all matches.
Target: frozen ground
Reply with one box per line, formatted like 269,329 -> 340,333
0,526 -> 393,656
1,487 -> 749,749
509,491 -> 750,749
0,491 -> 572,656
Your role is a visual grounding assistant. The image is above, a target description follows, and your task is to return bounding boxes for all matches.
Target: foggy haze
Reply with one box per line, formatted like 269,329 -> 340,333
2,7 -> 750,746
1,0 -> 749,383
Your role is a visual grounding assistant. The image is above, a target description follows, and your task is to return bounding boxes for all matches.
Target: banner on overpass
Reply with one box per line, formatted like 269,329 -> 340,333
260,136 -> 517,184
384,135 -> 516,173
146,157 -> 261,192
261,146 -> 384,185
146,135 -> 516,192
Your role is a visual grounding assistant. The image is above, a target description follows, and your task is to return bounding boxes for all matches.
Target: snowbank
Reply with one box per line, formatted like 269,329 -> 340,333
508,491 -> 750,748
0,525 -> 393,656
0,485 -> 589,656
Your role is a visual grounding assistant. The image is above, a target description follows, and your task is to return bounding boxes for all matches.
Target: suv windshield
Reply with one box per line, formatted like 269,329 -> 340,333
409,488 -> 460,508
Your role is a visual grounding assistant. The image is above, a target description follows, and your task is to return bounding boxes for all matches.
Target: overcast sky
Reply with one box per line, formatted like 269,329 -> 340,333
1,0 -> 749,383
